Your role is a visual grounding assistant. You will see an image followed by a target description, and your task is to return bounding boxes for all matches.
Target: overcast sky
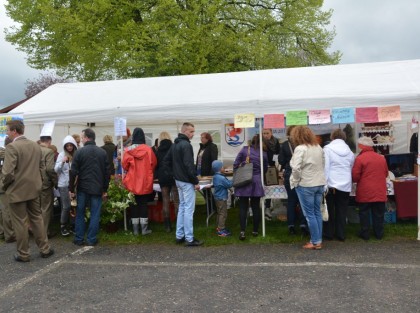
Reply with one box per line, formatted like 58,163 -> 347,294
1,0 -> 420,108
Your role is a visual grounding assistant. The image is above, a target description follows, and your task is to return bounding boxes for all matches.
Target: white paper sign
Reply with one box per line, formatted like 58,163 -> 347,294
114,117 -> 127,137
40,120 -> 55,137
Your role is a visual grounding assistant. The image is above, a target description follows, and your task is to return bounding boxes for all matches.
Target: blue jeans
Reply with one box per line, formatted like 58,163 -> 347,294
295,185 -> 324,245
74,191 -> 102,245
175,180 -> 196,242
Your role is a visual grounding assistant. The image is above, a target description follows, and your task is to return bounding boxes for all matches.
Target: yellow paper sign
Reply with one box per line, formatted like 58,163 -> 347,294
234,113 -> 255,128
378,105 -> 401,122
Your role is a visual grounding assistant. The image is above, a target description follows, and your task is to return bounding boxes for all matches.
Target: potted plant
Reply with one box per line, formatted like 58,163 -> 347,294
101,175 -> 136,231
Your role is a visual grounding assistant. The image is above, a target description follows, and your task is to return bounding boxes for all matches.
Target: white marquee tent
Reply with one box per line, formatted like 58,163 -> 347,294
9,59 -> 420,239
11,59 -> 420,126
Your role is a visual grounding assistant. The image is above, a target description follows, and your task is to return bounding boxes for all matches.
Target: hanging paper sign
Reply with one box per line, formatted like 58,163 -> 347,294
40,120 -> 55,137
332,107 -> 355,124
263,114 -> 285,129
114,117 -> 127,137
377,105 -> 401,122
356,107 -> 378,123
234,113 -> 255,128
411,116 -> 419,129
286,110 -> 307,125
308,109 -> 331,125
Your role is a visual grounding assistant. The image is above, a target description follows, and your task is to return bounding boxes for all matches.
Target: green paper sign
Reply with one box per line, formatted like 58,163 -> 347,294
286,111 -> 308,125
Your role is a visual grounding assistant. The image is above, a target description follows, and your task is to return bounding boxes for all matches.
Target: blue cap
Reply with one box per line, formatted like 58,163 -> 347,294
212,160 -> 223,173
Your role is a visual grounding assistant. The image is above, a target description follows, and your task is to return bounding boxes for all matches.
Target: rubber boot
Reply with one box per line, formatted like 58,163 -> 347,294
140,218 -> 152,235
131,218 -> 140,236
164,218 -> 172,233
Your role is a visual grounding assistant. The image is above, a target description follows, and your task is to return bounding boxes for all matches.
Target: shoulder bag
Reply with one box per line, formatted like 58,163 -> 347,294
233,146 -> 253,188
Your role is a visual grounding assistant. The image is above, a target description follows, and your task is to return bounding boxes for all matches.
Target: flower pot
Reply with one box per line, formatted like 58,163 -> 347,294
104,222 -> 119,233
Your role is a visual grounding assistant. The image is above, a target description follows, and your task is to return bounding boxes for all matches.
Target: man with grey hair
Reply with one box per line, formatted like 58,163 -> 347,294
2,120 -> 54,262
352,136 -> 388,241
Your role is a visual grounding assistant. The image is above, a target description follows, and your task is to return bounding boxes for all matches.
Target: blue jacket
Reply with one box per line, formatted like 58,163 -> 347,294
212,172 -> 233,200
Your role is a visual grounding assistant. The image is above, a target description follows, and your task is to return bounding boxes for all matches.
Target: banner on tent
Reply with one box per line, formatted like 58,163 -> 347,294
0,114 -> 24,147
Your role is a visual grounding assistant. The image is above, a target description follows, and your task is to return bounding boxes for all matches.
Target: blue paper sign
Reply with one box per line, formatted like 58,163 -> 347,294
332,108 -> 355,124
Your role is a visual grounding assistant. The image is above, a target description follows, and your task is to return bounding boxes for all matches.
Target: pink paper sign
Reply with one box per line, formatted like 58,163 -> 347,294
378,105 -> 401,122
308,109 -> 331,124
356,107 -> 379,123
263,114 -> 285,128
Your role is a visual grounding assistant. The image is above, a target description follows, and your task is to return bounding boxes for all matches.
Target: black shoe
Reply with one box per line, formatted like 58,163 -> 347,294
61,226 -> 70,237
5,237 -> 16,243
239,231 -> 246,241
185,238 -> 203,247
175,237 -> 185,244
73,240 -> 85,246
288,227 -> 296,235
252,231 -> 258,237
358,233 -> 369,241
301,227 -> 310,236
47,230 -> 58,238
86,240 -> 98,246
40,249 -> 55,258
14,254 -> 30,262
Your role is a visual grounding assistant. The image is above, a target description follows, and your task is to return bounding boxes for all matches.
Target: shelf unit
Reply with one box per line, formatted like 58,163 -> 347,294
360,122 -> 394,154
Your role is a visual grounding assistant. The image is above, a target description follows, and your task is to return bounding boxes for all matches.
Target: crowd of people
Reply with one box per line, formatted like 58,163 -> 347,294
0,120 -> 392,262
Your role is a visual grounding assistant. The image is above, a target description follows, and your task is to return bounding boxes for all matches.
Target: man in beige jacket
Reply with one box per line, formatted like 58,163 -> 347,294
0,137 -> 15,243
39,136 -> 58,236
1,120 -> 54,262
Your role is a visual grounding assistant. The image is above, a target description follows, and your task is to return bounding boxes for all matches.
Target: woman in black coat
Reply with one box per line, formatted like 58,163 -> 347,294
196,132 -> 218,176
156,132 -> 179,232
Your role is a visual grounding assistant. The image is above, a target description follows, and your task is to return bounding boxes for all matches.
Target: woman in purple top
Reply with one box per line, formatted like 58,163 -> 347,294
234,135 -> 268,240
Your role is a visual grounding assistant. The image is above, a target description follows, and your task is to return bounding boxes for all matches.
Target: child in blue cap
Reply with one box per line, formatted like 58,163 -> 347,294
212,160 -> 233,237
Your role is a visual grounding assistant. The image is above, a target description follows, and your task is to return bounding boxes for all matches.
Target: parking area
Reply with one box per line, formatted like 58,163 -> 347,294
1,238 -> 419,312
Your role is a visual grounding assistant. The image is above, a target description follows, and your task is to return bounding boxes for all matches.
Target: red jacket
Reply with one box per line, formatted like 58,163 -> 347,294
352,147 -> 388,203
122,144 -> 157,195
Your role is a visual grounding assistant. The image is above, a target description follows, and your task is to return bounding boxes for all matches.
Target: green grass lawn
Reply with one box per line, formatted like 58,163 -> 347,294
95,193 -> 418,246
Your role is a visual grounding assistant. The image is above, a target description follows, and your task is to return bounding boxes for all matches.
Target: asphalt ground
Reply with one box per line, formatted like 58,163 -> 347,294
0,237 -> 419,313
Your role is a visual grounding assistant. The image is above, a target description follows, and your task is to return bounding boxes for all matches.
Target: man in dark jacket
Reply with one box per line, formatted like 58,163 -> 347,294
165,122 -> 202,246
69,128 -> 109,246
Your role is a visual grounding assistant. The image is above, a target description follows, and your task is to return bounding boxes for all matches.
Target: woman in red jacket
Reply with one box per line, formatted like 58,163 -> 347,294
123,128 -> 157,235
352,136 -> 388,240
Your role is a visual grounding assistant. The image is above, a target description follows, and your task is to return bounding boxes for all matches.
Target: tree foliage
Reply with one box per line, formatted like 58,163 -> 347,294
25,73 -> 70,98
6,0 -> 340,81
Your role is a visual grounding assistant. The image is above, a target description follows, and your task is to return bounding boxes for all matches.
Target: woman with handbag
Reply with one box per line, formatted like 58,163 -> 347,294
278,126 -> 309,236
233,135 -> 268,240
290,126 -> 326,250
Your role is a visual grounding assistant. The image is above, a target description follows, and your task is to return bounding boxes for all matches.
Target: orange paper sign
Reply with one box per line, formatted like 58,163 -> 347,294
378,105 -> 401,122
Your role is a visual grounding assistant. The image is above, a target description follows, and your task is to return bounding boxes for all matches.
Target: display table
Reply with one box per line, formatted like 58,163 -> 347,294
392,179 -> 418,218
263,185 -> 288,199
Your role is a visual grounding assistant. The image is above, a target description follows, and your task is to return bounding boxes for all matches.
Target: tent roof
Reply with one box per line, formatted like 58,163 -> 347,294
12,59 -> 420,125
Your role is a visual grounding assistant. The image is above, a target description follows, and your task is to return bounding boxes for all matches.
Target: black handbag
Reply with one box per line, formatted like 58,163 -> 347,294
233,147 -> 253,188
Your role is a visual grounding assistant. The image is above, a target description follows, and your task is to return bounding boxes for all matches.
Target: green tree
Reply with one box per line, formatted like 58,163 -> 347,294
5,0 -> 340,81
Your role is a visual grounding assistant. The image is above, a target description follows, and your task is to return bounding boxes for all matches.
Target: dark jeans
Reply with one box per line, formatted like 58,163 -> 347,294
284,170 -> 306,229
132,194 -> 150,219
358,202 -> 385,240
323,189 -> 350,241
238,197 -> 260,233
74,191 -> 102,245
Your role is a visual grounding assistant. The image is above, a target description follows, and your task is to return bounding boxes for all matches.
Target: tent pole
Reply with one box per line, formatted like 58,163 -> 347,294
120,135 -> 127,231
416,112 -> 420,241
259,119 -> 265,237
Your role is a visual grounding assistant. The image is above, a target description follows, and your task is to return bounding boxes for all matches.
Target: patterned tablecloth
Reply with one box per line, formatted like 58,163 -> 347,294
350,179 -> 394,196
263,185 -> 288,199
